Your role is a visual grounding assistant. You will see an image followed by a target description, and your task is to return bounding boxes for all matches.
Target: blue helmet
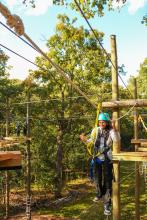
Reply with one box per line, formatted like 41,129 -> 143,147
98,112 -> 110,121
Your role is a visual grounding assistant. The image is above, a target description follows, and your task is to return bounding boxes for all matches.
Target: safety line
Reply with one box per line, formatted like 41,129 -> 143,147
0,3 -> 137,122
0,21 -> 38,52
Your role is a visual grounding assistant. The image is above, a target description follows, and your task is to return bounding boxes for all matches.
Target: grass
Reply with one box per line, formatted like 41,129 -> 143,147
36,161 -> 146,220
0,161 -> 146,220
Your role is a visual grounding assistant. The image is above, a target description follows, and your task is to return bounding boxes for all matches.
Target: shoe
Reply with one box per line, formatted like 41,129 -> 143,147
104,204 -> 111,215
93,196 -> 102,202
103,190 -> 111,203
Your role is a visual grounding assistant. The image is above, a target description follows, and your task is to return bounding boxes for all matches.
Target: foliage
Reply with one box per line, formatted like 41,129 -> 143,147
128,57 -> 147,138
23,0 -> 127,18
36,162 -> 146,219
22,0 -> 147,26
142,14 -> 147,26
27,14 -> 113,195
136,58 -> 147,99
0,48 -> 9,77
0,11 -> 146,218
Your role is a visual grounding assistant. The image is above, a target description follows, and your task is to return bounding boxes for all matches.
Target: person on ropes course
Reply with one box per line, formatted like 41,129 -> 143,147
80,112 -> 120,216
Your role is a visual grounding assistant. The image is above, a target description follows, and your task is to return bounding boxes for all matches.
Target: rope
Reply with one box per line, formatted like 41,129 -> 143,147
0,42 -> 101,107
119,166 -> 140,184
0,43 -> 38,67
0,21 -> 38,52
24,33 -> 97,109
0,2 -> 138,123
138,115 -> 147,132
95,103 -> 101,127
0,3 -> 24,36
0,2 -> 97,109
0,43 -> 64,86
108,102 -> 137,122
0,44 -> 100,106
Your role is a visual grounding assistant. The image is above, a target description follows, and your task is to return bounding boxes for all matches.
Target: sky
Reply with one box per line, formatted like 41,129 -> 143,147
0,0 -> 147,85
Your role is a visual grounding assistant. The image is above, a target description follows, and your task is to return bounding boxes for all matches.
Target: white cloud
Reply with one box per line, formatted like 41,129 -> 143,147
26,0 -> 53,16
3,0 -> 53,16
112,1 -> 124,9
128,0 -> 147,14
112,0 -> 147,14
5,0 -> 18,8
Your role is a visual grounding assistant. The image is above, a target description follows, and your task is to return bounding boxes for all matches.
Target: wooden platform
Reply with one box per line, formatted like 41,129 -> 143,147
0,151 -> 22,170
138,147 -> 147,152
131,139 -> 147,144
112,151 -> 147,162
0,136 -> 31,148
141,142 -> 147,147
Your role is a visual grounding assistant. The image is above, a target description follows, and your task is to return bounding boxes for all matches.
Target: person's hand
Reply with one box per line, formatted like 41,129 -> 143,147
80,133 -> 87,142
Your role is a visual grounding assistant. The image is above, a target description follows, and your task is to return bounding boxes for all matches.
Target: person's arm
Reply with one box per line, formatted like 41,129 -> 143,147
110,124 -> 121,142
106,121 -> 120,147
80,128 -> 96,145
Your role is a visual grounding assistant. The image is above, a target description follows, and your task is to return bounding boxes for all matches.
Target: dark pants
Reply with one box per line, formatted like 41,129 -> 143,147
94,158 -> 113,205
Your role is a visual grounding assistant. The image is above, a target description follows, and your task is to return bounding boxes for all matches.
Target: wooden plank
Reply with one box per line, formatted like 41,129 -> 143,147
112,151 -> 147,162
0,151 -> 21,161
3,137 -> 31,141
102,99 -> 147,108
141,142 -> 147,147
0,140 -> 18,144
0,136 -> 31,148
131,139 -> 147,144
138,147 -> 147,152
0,151 -> 21,170
0,142 -> 19,148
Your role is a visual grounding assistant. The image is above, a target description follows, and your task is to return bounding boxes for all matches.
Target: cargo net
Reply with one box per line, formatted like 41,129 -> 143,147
120,161 -> 147,220
0,150 -> 26,219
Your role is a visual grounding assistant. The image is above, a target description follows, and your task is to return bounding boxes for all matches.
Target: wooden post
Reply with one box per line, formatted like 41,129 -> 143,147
133,78 -> 140,220
5,97 -> 10,219
26,92 -> 31,220
111,35 -> 121,220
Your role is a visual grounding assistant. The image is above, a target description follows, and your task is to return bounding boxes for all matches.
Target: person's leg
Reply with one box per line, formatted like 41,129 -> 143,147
103,159 -> 113,214
93,160 -> 103,201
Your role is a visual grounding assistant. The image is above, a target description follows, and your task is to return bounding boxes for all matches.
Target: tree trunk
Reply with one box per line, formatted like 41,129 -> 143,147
55,127 -> 63,198
26,92 -> 31,220
55,89 -> 64,198
5,96 -> 10,219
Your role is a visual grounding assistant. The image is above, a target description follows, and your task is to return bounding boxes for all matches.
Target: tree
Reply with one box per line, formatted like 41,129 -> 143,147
137,58 -> 147,99
23,0 -> 126,17
128,58 -> 147,99
30,14 -> 112,197
22,0 -> 147,25
0,49 -> 9,77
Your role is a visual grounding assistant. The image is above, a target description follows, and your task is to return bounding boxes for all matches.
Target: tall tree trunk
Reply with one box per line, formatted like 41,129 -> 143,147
5,96 -> 10,219
26,92 -> 31,220
55,127 -> 63,198
55,89 -> 64,198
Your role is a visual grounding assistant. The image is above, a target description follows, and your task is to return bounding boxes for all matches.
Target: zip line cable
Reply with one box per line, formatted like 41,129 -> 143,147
0,17 -> 131,104
0,21 -> 122,97
0,43 -> 102,102
0,44 -> 100,105
0,37 -> 96,110
0,3 -> 137,121
0,43 -> 59,83
0,20 -> 131,103
0,43 -> 38,67
73,0 -> 133,98
0,21 -> 38,52
0,44 -> 137,121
